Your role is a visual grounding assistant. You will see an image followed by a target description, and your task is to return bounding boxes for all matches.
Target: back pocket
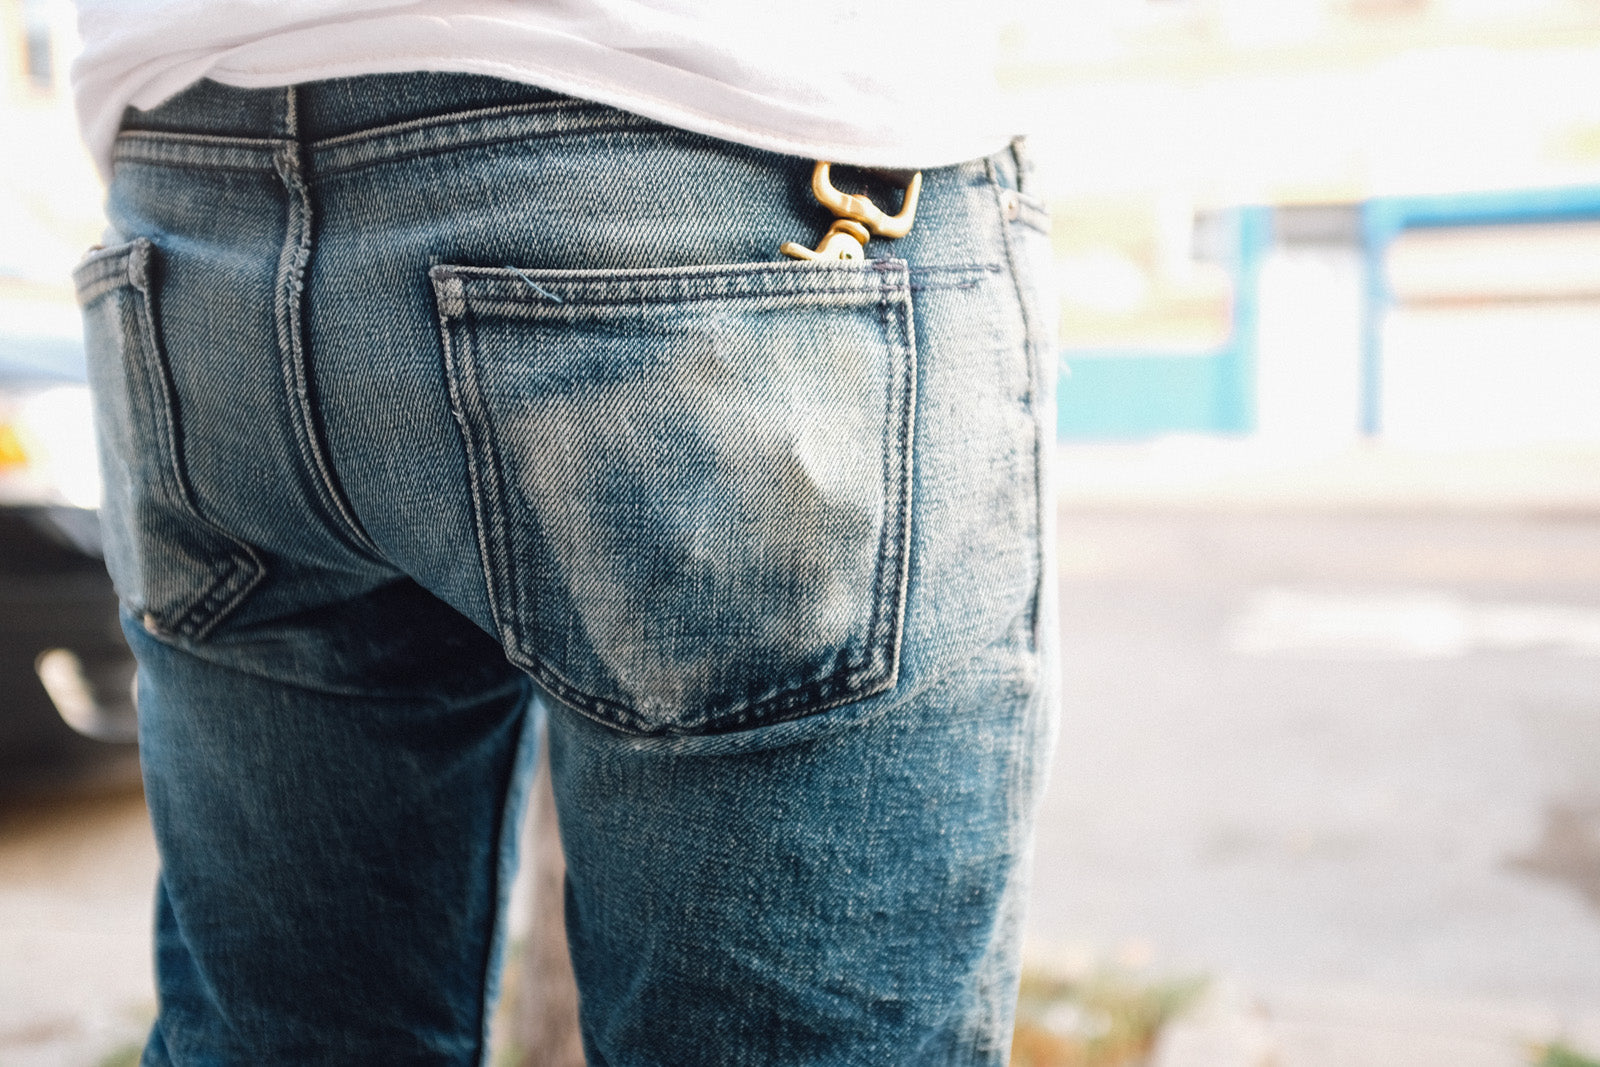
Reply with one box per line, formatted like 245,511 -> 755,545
431,260 -> 916,737
74,239 -> 263,640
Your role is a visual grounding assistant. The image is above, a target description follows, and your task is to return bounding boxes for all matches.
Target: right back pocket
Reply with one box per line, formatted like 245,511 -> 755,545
431,259 -> 917,739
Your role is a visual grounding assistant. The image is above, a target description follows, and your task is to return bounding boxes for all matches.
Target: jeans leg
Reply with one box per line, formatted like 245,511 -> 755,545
549,611 -> 1055,1067
131,579 -> 535,1066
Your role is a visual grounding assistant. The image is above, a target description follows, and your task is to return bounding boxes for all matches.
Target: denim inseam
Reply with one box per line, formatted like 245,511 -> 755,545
77,72 -> 1059,1066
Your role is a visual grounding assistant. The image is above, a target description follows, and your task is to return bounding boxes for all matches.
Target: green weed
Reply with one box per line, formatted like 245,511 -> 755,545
1010,967 -> 1207,1067
95,1045 -> 142,1067
1534,1043 -> 1600,1067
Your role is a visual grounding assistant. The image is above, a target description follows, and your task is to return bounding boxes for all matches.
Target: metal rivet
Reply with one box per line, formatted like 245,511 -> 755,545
1001,190 -> 1021,221
142,613 -> 161,635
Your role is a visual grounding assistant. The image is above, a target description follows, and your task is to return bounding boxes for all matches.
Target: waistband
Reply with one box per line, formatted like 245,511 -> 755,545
114,73 -> 658,177
121,72 -> 584,143
113,72 -> 1025,194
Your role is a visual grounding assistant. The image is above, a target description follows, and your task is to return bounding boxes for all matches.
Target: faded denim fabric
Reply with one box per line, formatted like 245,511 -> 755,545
76,73 -> 1059,1066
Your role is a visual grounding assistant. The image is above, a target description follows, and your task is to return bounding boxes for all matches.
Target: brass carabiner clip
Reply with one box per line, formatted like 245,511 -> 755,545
780,162 -> 923,261
779,219 -> 872,262
810,162 -> 922,239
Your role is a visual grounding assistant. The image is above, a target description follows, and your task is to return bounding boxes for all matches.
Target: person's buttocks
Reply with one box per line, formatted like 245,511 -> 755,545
70,4 -> 1058,1063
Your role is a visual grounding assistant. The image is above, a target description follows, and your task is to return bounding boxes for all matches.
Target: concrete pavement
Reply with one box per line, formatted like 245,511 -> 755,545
0,770 -> 154,1067
1030,494 -> 1600,1065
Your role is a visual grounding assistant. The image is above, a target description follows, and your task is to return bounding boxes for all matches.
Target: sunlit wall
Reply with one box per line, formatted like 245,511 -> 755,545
1001,0 -> 1600,445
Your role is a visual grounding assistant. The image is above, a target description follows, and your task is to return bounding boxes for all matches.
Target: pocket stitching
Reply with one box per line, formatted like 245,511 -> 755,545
78,239 -> 265,640
437,282 -> 521,655
869,289 -> 917,687
435,263 -> 917,737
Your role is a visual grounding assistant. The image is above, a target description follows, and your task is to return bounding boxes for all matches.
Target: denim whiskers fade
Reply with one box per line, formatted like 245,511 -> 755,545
76,72 -> 1059,1066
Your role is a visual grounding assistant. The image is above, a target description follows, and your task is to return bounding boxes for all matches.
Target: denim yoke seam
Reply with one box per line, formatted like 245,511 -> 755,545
308,99 -> 653,178
270,88 -> 384,561
90,241 -> 267,640
986,156 -> 1046,653
434,266 -> 917,737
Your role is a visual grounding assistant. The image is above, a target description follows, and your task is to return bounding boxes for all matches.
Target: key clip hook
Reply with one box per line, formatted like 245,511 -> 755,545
811,162 -> 922,239
780,161 -> 923,261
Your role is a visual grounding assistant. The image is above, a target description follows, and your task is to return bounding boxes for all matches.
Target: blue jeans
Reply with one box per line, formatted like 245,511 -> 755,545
76,73 -> 1058,1066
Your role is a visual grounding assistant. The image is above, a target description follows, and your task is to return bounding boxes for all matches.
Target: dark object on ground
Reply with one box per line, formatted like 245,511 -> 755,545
0,505 -> 137,787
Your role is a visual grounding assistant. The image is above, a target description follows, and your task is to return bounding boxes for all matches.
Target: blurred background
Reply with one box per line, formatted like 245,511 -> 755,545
2,1 -> 1600,1064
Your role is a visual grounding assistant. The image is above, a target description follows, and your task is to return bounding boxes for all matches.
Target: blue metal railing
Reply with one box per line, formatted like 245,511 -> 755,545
1358,185 -> 1600,434
1057,204 -> 1272,439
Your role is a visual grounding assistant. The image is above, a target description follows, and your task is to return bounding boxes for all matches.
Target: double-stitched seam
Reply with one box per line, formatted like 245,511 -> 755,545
437,268 -> 918,738
535,647 -> 903,739
271,89 -> 383,560
432,261 -> 999,306
906,274 -> 998,292
73,250 -> 140,305
310,96 -> 610,149
522,609 -> 900,737
120,241 -> 265,639
987,156 -> 1047,652
435,291 -> 601,725
112,131 -> 281,172
309,103 -> 652,178
438,319 -> 646,735
432,260 -> 906,304
873,281 -> 918,692
109,99 -> 626,175
433,280 -> 521,656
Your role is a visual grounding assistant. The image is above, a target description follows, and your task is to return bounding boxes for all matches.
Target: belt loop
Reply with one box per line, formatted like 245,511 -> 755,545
1008,136 -> 1031,196
283,85 -> 300,141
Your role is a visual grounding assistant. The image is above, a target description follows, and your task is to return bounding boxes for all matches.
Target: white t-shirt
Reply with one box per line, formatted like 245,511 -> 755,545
72,0 -> 1015,179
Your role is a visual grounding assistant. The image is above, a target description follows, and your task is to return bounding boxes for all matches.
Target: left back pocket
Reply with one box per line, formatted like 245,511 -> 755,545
74,239 -> 263,640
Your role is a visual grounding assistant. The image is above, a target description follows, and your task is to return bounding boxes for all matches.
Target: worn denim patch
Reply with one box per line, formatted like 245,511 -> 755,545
433,260 -> 915,736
